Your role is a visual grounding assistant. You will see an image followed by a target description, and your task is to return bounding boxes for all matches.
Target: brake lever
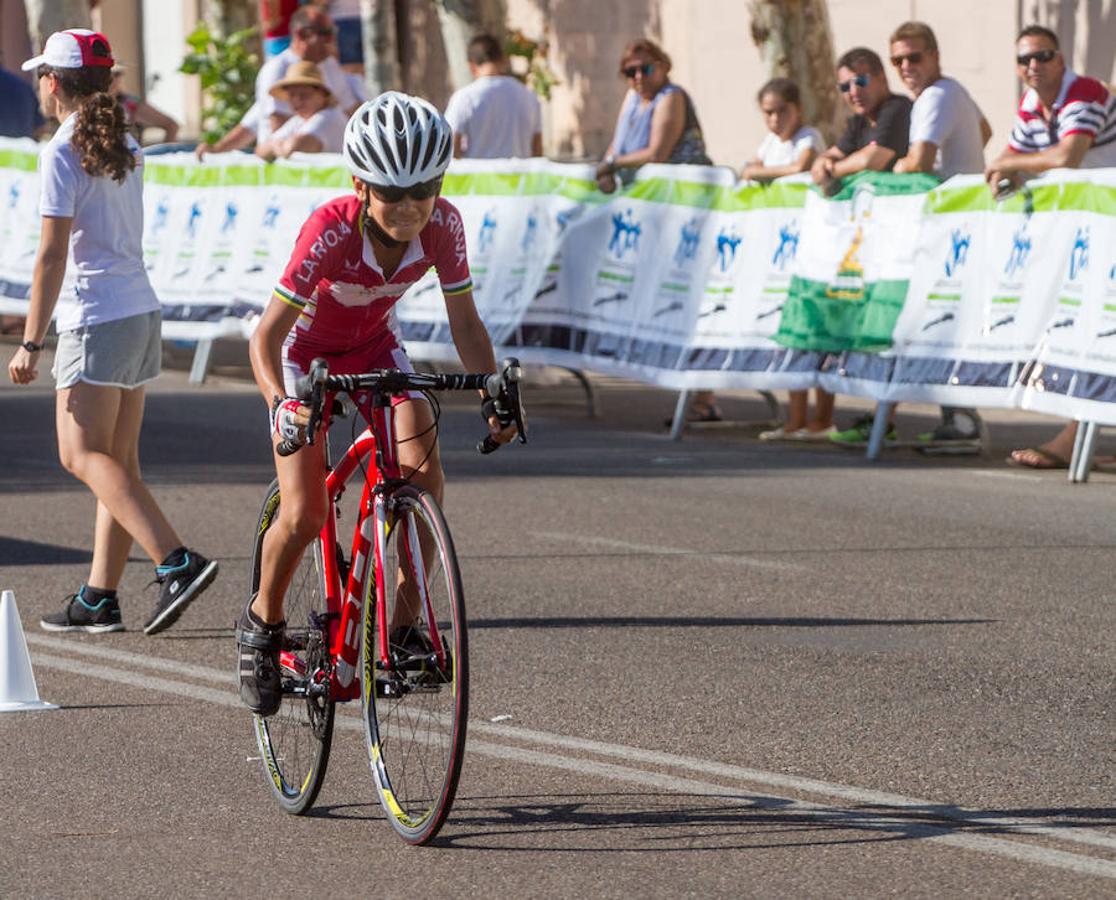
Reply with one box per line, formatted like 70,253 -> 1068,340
476,357 -> 527,454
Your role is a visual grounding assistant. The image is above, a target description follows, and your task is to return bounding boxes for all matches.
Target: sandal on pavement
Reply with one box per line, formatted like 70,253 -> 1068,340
1006,447 -> 1069,469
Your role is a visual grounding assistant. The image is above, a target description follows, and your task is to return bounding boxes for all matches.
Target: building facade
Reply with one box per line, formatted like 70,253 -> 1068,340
2,0 -> 1114,170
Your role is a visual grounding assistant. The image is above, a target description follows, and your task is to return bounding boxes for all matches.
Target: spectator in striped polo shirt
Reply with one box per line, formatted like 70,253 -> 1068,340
987,24 -> 1116,471
985,24 -> 1116,196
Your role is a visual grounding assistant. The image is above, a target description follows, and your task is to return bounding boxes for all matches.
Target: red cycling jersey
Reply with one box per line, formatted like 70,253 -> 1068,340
273,194 -> 472,373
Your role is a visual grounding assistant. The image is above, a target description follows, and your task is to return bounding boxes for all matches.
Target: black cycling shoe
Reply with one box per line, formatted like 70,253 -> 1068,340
236,600 -> 285,717
389,624 -> 434,660
40,589 -> 124,634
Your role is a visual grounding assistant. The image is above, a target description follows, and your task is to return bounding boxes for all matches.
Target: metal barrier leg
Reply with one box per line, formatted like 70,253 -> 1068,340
559,367 -> 598,418
758,390 -> 782,424
188,339 -> 214,385
1070,420 -> 1098,484
669,390 -> 691,441
865,402 -> 894,462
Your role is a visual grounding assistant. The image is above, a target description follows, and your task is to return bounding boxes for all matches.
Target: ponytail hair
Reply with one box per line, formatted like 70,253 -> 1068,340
45,50 -> 135,183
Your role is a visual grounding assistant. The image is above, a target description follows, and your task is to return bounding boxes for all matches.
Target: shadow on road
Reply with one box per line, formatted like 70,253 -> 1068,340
470,615 -> 994,630
0,536 -> 93,565
435,791 -> 1116,852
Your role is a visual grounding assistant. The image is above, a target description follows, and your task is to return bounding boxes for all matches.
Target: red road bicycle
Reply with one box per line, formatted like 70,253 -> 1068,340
247,356 -> 526,844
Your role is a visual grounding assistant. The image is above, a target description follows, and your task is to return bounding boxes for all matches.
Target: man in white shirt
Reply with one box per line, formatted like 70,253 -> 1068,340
444,34 -> 542,159
255,6 -> 360,146
887,21 -> 991,451
890,21 -> 990,179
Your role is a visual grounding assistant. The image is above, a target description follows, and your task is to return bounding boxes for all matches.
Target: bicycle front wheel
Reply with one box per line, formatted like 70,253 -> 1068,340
361,485 -> 468,844
250,479 -> 335,815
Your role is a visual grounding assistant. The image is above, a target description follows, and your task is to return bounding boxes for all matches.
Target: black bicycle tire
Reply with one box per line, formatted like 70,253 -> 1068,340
360,484 -> 469,844
250,478 -> 335,815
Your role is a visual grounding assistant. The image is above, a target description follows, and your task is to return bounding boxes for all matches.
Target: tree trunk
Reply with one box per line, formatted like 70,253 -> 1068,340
202,0 -> 256,37
361,0 -> 401,96
433,0 -> 505,92
749,0 -> 844,144
23,0 -> 91,51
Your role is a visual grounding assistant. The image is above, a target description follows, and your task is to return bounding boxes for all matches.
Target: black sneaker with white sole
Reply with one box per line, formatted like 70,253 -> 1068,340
236,601 -> 285,717
143,549 -> 219,635
40,589 -> 125,634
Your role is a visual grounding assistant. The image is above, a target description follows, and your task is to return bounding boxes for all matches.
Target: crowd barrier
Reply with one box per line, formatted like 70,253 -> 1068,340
3,138 -> 1116,433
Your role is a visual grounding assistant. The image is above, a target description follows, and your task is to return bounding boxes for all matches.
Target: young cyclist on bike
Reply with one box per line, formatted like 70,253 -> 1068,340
239,92 -> 516,716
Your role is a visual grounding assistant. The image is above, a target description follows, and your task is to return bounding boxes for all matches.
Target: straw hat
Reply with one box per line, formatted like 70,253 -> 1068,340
269,61 -> 337,105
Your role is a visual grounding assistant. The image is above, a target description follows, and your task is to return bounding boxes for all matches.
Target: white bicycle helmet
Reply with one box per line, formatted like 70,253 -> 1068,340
343,91 -> 453,187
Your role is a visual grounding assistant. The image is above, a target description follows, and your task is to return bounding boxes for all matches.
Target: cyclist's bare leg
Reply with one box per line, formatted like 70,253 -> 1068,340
394,396 -> 443,502
253,435 -> 330,625
390,397 -> 443,631
56,383 -> 181,580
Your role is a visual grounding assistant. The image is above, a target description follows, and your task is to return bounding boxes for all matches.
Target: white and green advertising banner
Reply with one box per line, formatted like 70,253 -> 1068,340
3,137 -> 1116,422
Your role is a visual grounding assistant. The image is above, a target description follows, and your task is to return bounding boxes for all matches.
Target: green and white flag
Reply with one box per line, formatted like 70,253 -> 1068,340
776,171 -> 938,353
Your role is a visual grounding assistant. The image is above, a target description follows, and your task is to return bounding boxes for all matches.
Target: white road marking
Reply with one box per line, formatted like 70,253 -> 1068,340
530,531 -> 804,572
26,636 -> 1116,877
967,470 -> 1044,483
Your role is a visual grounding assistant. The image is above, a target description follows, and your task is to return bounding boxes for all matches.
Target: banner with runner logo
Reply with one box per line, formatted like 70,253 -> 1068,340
4,138 -> 1116,421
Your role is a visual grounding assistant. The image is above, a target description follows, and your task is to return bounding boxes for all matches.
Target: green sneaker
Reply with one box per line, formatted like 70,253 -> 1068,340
829,414 -> 897,448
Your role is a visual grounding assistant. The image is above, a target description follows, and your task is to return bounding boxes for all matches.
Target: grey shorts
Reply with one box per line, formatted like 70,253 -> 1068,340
53,310 -> 162,390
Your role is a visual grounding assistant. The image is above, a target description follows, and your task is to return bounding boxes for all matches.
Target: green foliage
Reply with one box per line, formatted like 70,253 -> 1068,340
505,30 -> 559,101
179,22 -> 260,144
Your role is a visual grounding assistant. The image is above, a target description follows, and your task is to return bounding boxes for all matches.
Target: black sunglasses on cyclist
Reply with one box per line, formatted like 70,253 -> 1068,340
368,178 -> 442,203
622,63 -> 654,79
838,73 -> 870,92
1017,49 -> 1057,66
890,51 -> 924,67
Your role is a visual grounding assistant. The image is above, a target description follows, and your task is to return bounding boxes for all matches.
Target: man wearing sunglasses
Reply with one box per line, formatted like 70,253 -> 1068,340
890,21 -> 990,180
986,25 -> 1116,471
887,21 -> 990,453
985,24 -> 1116,196
253,6 -> 360,147
811,47 -> 912,194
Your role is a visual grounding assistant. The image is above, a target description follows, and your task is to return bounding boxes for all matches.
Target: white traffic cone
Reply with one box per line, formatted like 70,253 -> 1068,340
0,590 -> 57,712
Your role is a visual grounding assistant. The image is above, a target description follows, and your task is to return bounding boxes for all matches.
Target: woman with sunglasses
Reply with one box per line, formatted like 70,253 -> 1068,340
595,38 -> 711,195
597,39 -> 716,423
239,92 -> 517,716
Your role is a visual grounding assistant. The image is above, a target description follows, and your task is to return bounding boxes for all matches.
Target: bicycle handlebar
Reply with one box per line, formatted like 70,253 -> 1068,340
275,357 -> 528,457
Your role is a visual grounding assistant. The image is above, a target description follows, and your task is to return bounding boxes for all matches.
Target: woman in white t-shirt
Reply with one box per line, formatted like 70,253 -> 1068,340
740,79 -> 834,441
255,60 -> 348,160
7,30 -> 217,635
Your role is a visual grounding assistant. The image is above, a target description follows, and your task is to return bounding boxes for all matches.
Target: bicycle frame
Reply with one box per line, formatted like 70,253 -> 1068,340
277,391 -> 444,703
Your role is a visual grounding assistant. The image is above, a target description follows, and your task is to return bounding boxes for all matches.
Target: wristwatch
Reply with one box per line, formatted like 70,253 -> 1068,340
21,339 -> 43,353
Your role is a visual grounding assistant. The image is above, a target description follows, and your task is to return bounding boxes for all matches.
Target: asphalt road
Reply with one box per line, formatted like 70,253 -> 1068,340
2,353 -> 1115,898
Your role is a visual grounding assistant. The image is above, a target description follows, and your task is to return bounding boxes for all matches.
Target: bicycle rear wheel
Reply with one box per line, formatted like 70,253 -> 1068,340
361,484 -> 468,844
249,479 -> 335,815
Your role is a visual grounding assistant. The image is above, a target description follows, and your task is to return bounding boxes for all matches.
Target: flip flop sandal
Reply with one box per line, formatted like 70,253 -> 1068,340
1006,447 -> 1069,469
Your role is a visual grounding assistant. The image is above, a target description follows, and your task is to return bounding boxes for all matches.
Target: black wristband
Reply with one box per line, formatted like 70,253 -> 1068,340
22,339 -> 43,353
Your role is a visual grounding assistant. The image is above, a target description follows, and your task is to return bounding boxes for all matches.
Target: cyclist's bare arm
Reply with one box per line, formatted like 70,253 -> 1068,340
444,288 -> 516,444
250,294 -> 303,408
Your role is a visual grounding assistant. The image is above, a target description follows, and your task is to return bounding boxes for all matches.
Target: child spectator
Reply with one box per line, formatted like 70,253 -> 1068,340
741,78 -> 834,442
255,60 -> 346,159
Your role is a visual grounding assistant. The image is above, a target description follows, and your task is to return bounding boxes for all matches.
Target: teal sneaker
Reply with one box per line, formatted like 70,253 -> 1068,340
829,414 -> 897,448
